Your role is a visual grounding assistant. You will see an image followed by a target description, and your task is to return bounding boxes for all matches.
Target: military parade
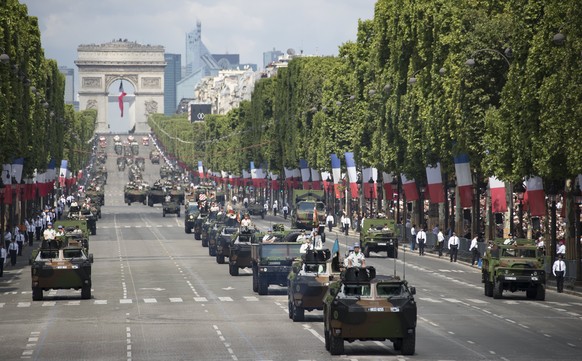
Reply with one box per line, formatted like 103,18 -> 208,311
2,0 -> 582,360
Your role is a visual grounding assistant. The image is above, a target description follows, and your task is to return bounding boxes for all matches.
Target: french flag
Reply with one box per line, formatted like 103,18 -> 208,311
454,154 -> 473,208
269,172 -> 280,191
344,152 -> 359,198
11,158 -> 24,184
198,161 -> 204,178
383,172 -> 395,200
119,80 -> 127,117
425,163 -> 445,203
59,160 -> 68,187
299,159 -> 311,189
331,154 -> 342,198
284,167 -> 294,189
362,167 -> 378,199
2,164 -> 11,185
401,173 -> 419,201
489,176 -> 507,213
321,171 -> 331,191
525,176 -> 546,217
310,168 -> 322,190
292,168 -> 302,189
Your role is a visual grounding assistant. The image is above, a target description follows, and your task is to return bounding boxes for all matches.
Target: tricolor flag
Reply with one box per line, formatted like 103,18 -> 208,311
299,159 -> 311,189
269,172 -> 280,191
321,171 -> 331,191
525,176 -> 546,217
118,80 -> 127,117
401,173 -> 419,201
344,152 -> 359,198
59,160 -> 68,187
383,172 -> 396,200
198,161 -> 204,178
2,164 -> 11,185
47,158 -> 56,182
292,168 -> 302,189
310,168 -> 322,190
454,154 -> 473,208
12,158 -> 24,184
331,154 -> 343,198
362,167 -> 378,199
489,176 -> 507,213
425,163 -> 445,203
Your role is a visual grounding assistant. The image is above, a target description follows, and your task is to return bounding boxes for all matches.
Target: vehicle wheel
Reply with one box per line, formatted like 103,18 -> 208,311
493,279 -> 503,299
163,212 -> 166,217
324,329 -> 330,351
292,305 -> 305,322
484,280 -> 493,297
209,246 -> 216,257
393,338 -> 403,351
201,239 -> 208,247
252,267 -> 259,292
81,284 -> 91,299
535,284 -> 545,301
261,213 -> 265,219
148,201 -> 153,207
216,254 -> 225,264
401,329 -> 415,355
177,212 -> 180,218
185,227 -> 191,234
364,245 -> 370,258
194,232 -> 201,240
229,263 -> 239,276
98,213 -> 102,219
32,287 -> 43,301
526,287 -> 537,299
329,334 -> 344,355
258,276 -> 268,295
142,200 -> 146,205
91,227 -> 96,236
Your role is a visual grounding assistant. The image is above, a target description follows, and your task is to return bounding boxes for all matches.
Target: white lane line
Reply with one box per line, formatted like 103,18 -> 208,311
218,297 -> 233,302
120,299 -> 133,304
169,298 -> 183,303
244,296 -> 258,302
567,343 -> 576,347
194,297 -> 208,302
17,302 -> 31,308
94,300 -> 107,305
143,298 -> 157,304
42,301 -> 56,307
466,298 -> 489,304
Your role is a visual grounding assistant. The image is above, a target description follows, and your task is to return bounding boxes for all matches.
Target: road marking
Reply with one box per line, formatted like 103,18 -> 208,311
120,299 -> 133,304
419,297 -> 442,303
0,303 -> 5,308
144,298 -> 157,304
169,298 -> 183,303
94,300 -> 107,305
567,343 -> 576,347
194,297 -> 208,302
218,297 -> 233,302
42,301 -> 56,307
67,300 -> 81,306
442,298 -> 462,303
466,298 -> 488,304
244,296 -> 258,302
17,302 -> 31,308
505,318 -> 516,324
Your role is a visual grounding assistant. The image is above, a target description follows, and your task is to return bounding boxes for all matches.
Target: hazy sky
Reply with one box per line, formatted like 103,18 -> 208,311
20,0 -> 376,69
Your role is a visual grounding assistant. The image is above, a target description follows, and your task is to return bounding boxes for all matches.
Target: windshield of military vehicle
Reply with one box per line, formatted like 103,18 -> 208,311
63,249 -> 84,258
40,251 -> 58,259
187,205 -> 199,214
297,202 -> 325,212
224,228 -> 238,235
261,244 -> 302,258
303,264 -> 327,273
377,284 -> 405,297
341,284 -> 371,297
501,248 -> 538,258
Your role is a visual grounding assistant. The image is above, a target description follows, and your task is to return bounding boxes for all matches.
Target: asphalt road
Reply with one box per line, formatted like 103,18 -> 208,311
1,135 -> 581,361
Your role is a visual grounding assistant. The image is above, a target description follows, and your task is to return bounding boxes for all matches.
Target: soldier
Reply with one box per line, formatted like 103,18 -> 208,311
55,225 -> 65,237
469,235 -> 480,266
8,239 -> 18,266
436,228 -> 445,257
0,243 -> 6,276
346,243 -> 365,268
26,217 -> 35,246
326,213 -> 334,232
343,246 -> 354,268
282,204 -> 289,219
241,213 -> 253,228
262,229 -> 275,243
43,223 -> 57,243
35,215 -> 43,242
15,230 -> 24,256
300,237 -> 314,254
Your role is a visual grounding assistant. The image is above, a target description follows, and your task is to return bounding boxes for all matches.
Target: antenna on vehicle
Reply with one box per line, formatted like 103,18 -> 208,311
402,243 -> 406,280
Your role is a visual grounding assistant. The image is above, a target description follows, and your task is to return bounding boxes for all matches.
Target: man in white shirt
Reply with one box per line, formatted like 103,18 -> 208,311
326,213 -> 334,232
262,229 -> 275,243
272,200 -> 278,217
4,228 -> 12,250
556,241 -> 566,256
469,235 -> 480,266
552,254 -> 566,293
240,214 -> 253,228
300,237 -> 314,254
15,230 -> 24,256
416,227 -> 427,256
342,215 -> 351,236
346,243 -> 366,268
448,232 -> 460,262
43,223 -> 57,241
410,224 -> 417,252
282,204 -> 289,219
437,229 -> 445,257
8,239 -> 18,266
0,243 -> 6,276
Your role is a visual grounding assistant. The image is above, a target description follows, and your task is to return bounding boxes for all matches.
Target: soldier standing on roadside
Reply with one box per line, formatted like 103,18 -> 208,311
552,254 -> 566,293
8,239 -> 18,266
448,232 -> 460,262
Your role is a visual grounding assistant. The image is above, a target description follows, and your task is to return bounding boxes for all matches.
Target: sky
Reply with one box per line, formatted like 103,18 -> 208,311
19,0 -> 377,69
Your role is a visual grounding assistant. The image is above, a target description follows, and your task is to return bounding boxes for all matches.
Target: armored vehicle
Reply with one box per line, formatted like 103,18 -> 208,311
85,185 -> 105,206
251,232 -> 303,295
209,215 -> 239,256
114,141 -> 123,155
288,249 -> 339,321
193,211 -> 208,240
323,267 -> 417,355
359,219 -> 399,258
228,227 -> 259,276
97,152 -> 107,165
200,211 -> 219,247
142,136 -> 149,146
482,238 -> 546,300
148,181 -> 166,207
31,244 -> 94,301
135,157 -> 146,171
95,165 -> 108,185
162,197 -> 181,217
247,201 -> 266,219
67,203 -> 97,236
291,190 -> 327,241
160,165 -> 173,179
130,141 -> 139,156
184,202 -> 200,234
168,184 -> 185,205
215,226 -> 238,264
124,182 -> 148,205
117,156 -> 126,171
149,149 -> 160,164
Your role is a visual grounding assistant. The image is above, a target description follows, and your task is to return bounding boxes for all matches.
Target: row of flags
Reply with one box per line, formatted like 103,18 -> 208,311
194,155 -> 581,216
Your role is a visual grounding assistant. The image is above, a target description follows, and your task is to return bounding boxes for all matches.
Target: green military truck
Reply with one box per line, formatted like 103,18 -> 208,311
291,190 -> 327,241
251,231 -> 303,295
323,267 -> 417,356
482,238 -> 546,300
287,249 -> 340,322
359,219 -> 399,258
228,227 -> 259,276
31,243 -> 94,301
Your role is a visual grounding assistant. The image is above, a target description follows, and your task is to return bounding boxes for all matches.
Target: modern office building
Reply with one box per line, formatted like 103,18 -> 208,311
59,66 -> 75,105
263,48 -> 284,69
164,53 -> 182,115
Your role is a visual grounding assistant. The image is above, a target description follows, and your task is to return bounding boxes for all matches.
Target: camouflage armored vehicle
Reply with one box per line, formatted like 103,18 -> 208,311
200,211 -> 219,247
251,231 -> 303,295
160,165 -> 173,179
168,184 -> 185,205
359,219 -> 399,258
95,165 -> 108,185
130,141 -> 139,156
193,210 -> 209,240
247,201 -> 266,219
482,238 -> 546,300
215,225 -> 238,264
31,244 -> 94,301
184,202 -> 200,234
209,215 -> 239,257
142,136 -> 149,146
67,203 -> 97,235
114,141 -> 123,155
148,180 -> 166,207
117,156 -> 126,171
135,157 -> 146,171
162,198 -> 181,217
228,227 -> 259,276
149,149 -> 160,164
124,182 -> 148,205
85,185 -> 105,206
323,267 -> 417,355
97,152 -> 107,165
291,190 -> 327,241
288,249 -> 339,322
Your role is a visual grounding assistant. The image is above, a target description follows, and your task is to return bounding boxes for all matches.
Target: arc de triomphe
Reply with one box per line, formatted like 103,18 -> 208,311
75,40 -> 165,134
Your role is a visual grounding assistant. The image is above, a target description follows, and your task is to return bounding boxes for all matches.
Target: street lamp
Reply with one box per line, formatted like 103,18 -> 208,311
573,184 -> 582,281
513,182 -> 526,238
465,48 -> 512,68
326,175 -> 333,214
368,177 -> 374,218
391,176 -> 400,223
419,183 -> 426,229
448,180 -> 456,235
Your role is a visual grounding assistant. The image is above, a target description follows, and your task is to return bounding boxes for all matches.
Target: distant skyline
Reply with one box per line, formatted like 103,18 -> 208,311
20,0 -> 376,69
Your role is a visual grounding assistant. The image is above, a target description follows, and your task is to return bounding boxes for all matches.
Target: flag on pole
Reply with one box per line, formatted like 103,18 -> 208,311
362,167 -> 378,199
11,158 -> 24,184
525,176 -> 546,217
331,238 -> 340,256
59,160 -> 68,187
489,176 -> 507,213
344,152 -> 359,198
118,80 -> 127,117
401,173 -> 419,201
198,161 -> 204,178
331,154 -> 342,198
426,163 -> 445,203
454,154 -> 473,208
299,159 -> 311,189
310,168 -> 322,190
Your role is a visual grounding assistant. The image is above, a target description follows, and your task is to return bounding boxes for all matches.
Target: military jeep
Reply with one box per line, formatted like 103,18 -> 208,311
228,227 -> 259,276
359,219 -> 399,258
323,267 -> 417,355
162,199 -> 181,217
482,238 -> 546,300
288,249 -> 340,322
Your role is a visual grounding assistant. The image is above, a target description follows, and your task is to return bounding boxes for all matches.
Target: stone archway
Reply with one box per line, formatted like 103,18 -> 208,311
75,39 -> 165,134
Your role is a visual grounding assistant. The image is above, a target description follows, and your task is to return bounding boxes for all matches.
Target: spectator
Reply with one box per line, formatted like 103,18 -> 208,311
552,254 -> 566,293
416,226 -> 427,256
410,224 -> 417,252
469,235 -> 480,266
448,232 -> 460,262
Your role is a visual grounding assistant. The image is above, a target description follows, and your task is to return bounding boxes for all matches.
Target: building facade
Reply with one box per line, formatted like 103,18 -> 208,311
164,53 -> 181,115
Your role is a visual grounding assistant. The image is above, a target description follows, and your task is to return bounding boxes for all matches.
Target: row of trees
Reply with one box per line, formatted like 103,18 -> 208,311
0,0 -> 95,179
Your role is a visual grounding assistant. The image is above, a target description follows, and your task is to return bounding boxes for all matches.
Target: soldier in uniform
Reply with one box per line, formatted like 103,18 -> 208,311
346,243 -> 366,268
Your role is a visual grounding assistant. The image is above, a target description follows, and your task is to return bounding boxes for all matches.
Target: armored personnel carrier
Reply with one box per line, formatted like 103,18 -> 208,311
228,227 -> 259,276
208,215 -> 239,256
323,267 -> 417,355
135,157 -> 146,172
482,238 -> 546,300
31,243 -> 94,301
124,181 -> 148,205
114,141 -> 123,155
288,249 -> 339,322
85,185 -> 105,206
215,226 -> 238,264
148,180 -> 166,207
359,219 -> 399,258
149,149 -> 160,164
291,190 -> 327,241
67,203 -> 97,236
130,141 -> 139,156
247,201 -> 266,219
162,195 -> 181,217
117,156 -> 126,171
184,202 -> 200,234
